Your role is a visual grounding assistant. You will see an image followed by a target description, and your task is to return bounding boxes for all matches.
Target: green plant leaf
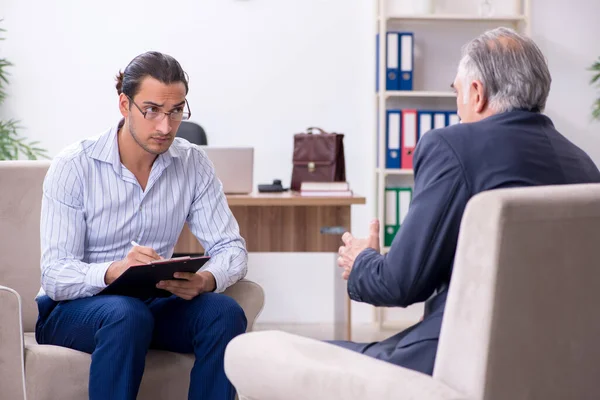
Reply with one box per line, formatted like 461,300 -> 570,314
0,21 -> 49,158
593,99 -> 600,121
590,57 -> 600,121
591,70 -> 600,86
0,117 -> 49,160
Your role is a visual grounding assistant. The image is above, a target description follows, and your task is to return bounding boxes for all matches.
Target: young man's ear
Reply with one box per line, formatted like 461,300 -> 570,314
119,93 -> 130,118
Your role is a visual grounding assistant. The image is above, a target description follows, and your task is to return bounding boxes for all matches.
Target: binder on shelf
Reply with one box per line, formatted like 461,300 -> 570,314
401,109 -> 417,169
376,108 -> 380,167
418,110 -> 433,139
433,112 -> 446,129
386,32 -> 400,91
398,187 -> 412,227
384,188 -> 398,247
386,110 -> 401,169
384,187 -> 413,247
375,34 -> 380,92
416,109 -> 459,138
448,112 -> 460,125
399,32 -> 414,91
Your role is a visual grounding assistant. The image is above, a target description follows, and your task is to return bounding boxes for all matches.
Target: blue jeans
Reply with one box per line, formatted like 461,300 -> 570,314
35,292 -> 247,400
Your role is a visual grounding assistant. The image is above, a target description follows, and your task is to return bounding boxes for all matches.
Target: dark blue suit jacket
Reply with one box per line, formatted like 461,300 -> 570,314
347,110 -> 600,373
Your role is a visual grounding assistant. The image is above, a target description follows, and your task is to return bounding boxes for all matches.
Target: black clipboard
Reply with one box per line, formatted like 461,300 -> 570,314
97,256 -> 210,299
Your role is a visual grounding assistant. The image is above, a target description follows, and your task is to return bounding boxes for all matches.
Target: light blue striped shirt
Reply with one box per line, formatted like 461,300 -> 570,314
39,122 -> 248,301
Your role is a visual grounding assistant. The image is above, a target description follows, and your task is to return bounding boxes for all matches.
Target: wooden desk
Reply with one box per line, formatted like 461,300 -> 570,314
174,192 -> 366,340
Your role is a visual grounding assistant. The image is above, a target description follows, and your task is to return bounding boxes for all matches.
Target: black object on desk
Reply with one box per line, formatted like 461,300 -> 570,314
258,179 -> 287,193
97,256 -> 210,299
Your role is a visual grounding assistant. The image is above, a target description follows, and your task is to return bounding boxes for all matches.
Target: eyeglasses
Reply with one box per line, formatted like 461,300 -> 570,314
127,96 -> 192,122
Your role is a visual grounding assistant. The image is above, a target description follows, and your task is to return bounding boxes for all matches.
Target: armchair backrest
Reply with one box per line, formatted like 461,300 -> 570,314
0,160 -> 51,331
434,184 -> 600,400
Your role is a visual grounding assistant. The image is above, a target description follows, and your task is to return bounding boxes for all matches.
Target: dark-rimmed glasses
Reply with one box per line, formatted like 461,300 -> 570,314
127,96 -> 191,122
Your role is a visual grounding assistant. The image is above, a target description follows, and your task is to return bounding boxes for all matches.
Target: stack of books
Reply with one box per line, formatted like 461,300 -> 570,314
299,181 -> 353,197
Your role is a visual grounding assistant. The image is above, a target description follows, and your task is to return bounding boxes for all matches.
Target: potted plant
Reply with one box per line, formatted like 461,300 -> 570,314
0,21 -> 48,160
591,57 -> 600,121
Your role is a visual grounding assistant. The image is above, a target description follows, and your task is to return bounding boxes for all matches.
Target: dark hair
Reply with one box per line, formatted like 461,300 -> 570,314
115,51 -> 189,98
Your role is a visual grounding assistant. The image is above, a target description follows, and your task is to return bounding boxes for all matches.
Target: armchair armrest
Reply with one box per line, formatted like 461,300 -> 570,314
222,279 -> 265,331
225,331 -> 466,400
0,285 -> 27,400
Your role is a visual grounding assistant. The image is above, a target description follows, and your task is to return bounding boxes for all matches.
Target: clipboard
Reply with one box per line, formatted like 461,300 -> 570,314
97,256 -> 210,299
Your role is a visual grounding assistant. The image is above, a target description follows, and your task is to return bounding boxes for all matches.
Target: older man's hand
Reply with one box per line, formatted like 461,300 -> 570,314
337,219 -> 380,280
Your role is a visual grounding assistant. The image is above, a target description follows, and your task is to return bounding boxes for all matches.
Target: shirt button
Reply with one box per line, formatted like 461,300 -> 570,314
139,205 -> 142,211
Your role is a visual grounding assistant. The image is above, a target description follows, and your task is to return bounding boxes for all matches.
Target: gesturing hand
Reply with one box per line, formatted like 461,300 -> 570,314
337,220 -> 380,280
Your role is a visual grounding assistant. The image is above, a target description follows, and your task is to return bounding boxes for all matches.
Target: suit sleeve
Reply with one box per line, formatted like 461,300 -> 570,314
347,131 -> 471,307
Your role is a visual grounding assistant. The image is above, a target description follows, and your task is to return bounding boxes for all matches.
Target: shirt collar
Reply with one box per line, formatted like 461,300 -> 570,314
89,119 -> 180,175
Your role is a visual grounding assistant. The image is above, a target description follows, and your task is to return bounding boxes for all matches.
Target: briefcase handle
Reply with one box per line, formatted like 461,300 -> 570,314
305,127 -> 330,135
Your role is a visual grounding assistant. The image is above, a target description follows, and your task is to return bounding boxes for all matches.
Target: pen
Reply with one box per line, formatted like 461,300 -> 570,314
131,240 -> 165,262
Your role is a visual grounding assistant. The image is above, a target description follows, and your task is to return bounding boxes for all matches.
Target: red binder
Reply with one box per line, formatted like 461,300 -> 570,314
401,109 -> 417,169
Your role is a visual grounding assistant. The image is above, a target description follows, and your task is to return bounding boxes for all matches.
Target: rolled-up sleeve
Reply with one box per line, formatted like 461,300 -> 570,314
40,156 -> 112,301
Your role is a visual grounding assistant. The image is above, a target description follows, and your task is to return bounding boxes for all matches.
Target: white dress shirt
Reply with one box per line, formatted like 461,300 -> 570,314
39,122 -> 248,301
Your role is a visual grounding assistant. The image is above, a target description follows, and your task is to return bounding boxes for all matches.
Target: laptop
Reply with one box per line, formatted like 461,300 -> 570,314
199,146 -> 254,194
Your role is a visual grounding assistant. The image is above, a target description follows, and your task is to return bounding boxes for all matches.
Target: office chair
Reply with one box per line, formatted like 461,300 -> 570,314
173,120 -> 208,258
177,121 -> 208,145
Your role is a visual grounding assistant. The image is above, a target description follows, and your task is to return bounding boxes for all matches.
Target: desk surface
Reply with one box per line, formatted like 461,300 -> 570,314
225,192 -> 366,206
175,192 -> 366,254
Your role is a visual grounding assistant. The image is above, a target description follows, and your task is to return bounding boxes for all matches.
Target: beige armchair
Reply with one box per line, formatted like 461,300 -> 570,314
225,183 -> 600,400
0,160 -> 265,400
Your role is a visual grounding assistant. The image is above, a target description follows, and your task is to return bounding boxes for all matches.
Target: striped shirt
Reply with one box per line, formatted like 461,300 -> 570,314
39,121 -> 248,301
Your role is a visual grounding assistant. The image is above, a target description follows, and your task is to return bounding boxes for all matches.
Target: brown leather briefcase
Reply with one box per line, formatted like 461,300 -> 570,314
291,127 -> 346,191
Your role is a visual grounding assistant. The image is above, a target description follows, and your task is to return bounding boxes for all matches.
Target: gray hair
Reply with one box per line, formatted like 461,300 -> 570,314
457,27 -> 551,113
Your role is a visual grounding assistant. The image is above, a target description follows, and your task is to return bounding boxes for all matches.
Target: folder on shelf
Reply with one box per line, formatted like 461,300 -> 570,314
433,112 -> 446,129
418,110 -> 433,139
386,32 -> 400,91
401,109 -> 417,169
386,110 -> 401,169
376,107 -> 380,167
384,188 -> 398,247
399,32 -> 414,91
448,112 -> 460,125
398,187 -> 412,226
384,187 -> 413,247
376,34 -> 380,92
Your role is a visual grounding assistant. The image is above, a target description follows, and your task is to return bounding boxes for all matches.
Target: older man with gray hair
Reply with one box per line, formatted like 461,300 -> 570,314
324,26 -> 600,374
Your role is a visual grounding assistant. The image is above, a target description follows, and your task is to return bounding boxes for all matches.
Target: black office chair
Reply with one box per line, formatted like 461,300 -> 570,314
172,120 -> 208,258
177,121 -> 208,145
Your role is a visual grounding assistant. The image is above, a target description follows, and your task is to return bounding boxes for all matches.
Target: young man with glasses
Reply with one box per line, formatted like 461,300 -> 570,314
35,51 -> 248,400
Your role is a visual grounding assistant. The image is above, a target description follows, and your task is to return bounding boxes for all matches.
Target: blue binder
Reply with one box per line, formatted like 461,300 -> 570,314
376,34 -> 379,92
417,110 -> 433,140
447,111 -> 460,126
386,32 -> 400,91
399,32 -> 414,91
386,110 -> 401,168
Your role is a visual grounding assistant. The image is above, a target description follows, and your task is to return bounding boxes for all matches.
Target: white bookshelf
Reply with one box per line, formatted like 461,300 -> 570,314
383,90 -> 456,98
377,168 -> 414,176
373,0 -> 531,328
383,14 -> 527,22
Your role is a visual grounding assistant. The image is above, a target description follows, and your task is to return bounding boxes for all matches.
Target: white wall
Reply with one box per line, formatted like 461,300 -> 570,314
1,0 -> 599,325
530,0 -> 600,163
1,0 -> 377,324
